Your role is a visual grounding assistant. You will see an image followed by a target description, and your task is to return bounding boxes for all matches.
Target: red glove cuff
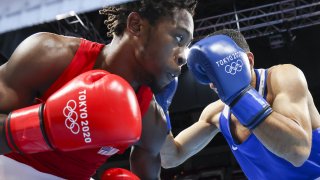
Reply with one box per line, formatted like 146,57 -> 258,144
5,104 -> 52,153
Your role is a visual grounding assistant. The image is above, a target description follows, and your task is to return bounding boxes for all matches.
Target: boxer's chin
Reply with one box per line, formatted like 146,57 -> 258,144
148,81 -> 163,94
148,79 -> 170,94
148,72 -> 173,93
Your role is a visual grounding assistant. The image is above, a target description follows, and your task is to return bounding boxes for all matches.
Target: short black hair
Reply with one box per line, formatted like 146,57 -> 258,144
212,29 -> 250,52
99,0 -> 197,37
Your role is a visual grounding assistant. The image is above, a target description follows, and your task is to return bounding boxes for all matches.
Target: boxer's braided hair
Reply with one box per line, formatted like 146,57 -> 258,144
99,0 -> 197,37
212,29 -> 250,52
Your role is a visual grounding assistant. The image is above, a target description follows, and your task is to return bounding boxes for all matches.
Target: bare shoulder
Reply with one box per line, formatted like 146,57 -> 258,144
8,32 -> 80,65
268,64 -> 308,96
199,99 -> 225,129
269,64 -> 302,76
270,64 -> 307,87
27,32 -> 80,50
14,32 -> 80,54
0,33 -> 82,111
2,32 -> 81,87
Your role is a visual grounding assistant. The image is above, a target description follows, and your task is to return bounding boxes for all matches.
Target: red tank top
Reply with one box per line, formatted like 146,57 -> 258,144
5,39 -> 153,179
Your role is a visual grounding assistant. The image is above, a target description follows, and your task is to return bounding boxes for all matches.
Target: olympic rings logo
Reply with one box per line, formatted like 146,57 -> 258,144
225,60 -> 243,75
63,100 -> 80,134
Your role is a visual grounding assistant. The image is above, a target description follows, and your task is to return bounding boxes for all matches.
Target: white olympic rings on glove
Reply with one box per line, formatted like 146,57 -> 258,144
225,60 -> 243,75
63,100 -> 80,134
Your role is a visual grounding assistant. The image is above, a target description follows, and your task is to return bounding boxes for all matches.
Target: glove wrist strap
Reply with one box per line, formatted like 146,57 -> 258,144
230,87 -> 273,130
6,104 -> 52,154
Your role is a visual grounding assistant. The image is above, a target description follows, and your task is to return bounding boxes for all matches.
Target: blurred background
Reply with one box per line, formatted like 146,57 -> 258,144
1,0 -> 320,179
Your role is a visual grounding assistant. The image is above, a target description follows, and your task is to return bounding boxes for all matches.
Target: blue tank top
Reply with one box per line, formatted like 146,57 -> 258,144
219,69 -> 320,180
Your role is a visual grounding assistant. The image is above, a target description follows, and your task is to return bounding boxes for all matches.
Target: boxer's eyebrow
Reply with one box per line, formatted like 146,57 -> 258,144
177,27 -> 193,39
176,27 -> 193,46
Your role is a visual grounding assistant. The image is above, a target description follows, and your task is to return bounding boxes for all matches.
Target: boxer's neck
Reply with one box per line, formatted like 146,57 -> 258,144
250,68 -> 257,89
96,35 -> 149,91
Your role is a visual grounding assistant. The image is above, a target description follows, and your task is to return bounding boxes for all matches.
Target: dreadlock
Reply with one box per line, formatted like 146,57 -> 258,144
99,0 -> 197,37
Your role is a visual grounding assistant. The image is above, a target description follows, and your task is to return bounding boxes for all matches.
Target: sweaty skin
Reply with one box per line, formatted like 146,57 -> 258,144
0,8 -> 194,180
161,62 -> 320,168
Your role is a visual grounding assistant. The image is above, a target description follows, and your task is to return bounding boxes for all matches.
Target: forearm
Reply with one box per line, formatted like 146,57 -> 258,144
130,146 -> 161,180
253,111 -> 310,166
228,85 -> 310,166
0,114 -> 11,154
161,121 -> 219,168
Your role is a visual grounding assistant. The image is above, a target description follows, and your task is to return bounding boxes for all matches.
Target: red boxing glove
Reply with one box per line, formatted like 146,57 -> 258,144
101,168 -> 140,180
5,70 -> 142,153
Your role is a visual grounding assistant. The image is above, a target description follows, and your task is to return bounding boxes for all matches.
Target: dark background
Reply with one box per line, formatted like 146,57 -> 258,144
1,0 -> 319,179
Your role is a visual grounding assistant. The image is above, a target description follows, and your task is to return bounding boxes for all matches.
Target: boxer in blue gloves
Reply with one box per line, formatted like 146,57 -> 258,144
160,29 -> 320,180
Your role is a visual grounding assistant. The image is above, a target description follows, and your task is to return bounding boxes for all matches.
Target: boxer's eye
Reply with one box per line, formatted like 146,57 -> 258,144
175,35 -> 184,44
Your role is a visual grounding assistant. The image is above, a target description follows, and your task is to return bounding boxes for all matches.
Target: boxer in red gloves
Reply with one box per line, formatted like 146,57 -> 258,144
5,70 -> 141,154
0,0 -> 197,179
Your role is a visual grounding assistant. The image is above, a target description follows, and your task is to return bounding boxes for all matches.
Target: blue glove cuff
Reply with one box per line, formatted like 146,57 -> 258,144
164,112 -> 172,133
230,87 -> 273,130
155,78 -> 178,133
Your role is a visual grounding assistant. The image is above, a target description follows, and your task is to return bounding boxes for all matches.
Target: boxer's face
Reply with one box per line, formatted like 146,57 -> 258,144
135,9 -> 194,93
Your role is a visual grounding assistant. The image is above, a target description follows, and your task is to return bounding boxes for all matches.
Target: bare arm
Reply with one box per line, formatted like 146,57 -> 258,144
160,100 -> 223,168
253,64 -> 312,167
0,32 -> 78,154
130,98 -> 168,180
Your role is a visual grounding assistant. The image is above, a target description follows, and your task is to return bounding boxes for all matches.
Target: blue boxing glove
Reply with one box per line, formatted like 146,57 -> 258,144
155,77 -> 178,133
187,35 -> 272,130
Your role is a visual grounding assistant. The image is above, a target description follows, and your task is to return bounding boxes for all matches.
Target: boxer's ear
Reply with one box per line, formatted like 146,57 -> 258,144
247,52 -> 254,69
127,12 -> 142,36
